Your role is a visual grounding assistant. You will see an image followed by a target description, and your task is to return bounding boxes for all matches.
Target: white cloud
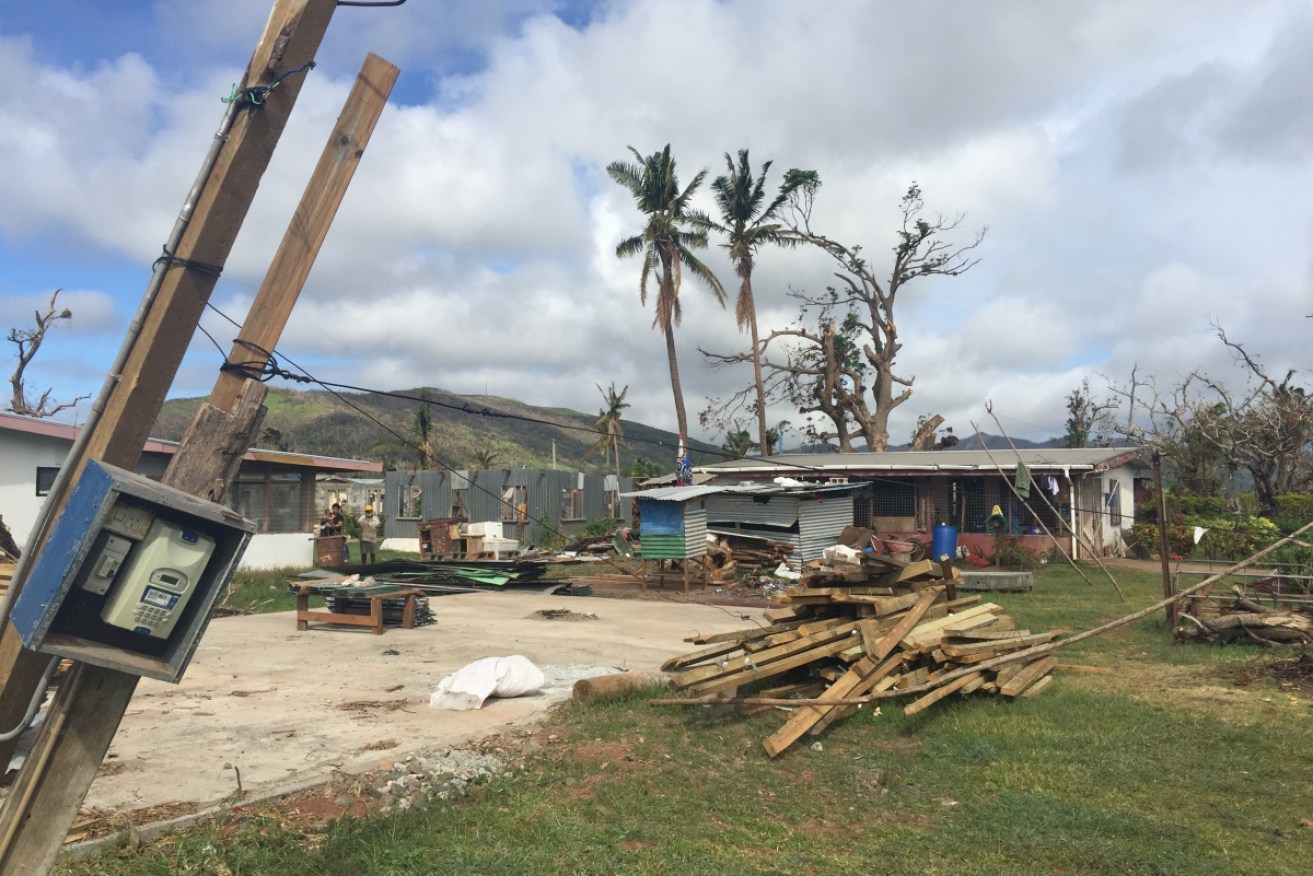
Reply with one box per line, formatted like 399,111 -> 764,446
3,0 -> 1311,445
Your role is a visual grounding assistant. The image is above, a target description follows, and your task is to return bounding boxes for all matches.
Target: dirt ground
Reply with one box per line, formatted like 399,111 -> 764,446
65,590 -> 762,819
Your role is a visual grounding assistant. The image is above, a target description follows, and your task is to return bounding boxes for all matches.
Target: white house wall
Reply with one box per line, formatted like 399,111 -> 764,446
0,430 -> 69,548
238,533 -> 314,570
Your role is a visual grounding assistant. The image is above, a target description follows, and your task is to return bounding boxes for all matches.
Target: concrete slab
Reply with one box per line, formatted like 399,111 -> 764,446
84,591 -> 760,814
958,570 -> 1034,591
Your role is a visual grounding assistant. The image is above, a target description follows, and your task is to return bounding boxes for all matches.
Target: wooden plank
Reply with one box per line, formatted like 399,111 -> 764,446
671,622 -> 859,689
1020,675 -> 1055,698
867,587 -> 943,661
210,52 -> 399,411
1000,656 -> 1059,697
941,631 -> 1060,657
807,652 -> 905,737
686,636 -> 858,697
904,670 -> 984,715
686,618 -> 808,645
661,639 -> 749,672
763,651 -> 894,757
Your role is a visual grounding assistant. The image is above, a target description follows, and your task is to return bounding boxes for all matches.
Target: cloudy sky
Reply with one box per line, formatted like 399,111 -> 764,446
1,0 -> 1310,452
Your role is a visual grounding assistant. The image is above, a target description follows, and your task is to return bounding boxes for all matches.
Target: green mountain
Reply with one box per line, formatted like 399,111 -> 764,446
153,386 -> 720,475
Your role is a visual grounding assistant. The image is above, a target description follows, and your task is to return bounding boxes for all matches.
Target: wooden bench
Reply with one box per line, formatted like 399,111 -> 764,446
295,585 -> 422,635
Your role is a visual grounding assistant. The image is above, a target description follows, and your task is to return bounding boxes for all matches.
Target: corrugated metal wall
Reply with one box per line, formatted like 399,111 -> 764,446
707,494 -> 799,527
798,495 -> 855,561
383,468 -> 631,540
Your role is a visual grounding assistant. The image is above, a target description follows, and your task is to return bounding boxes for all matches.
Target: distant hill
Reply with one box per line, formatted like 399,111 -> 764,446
153,386 -> 720,474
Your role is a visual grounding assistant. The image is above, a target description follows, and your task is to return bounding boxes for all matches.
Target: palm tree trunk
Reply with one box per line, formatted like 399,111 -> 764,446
664,322 -> 689,439
745,281 -> 770,455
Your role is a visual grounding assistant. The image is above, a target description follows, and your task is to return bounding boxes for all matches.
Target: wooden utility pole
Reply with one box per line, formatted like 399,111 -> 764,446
209,52 -> 398,414
1152,451 -> 1177,626
0,2 -> 347,870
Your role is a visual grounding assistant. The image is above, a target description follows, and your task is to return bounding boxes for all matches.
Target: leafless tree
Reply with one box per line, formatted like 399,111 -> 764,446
702,184 -> 984,451
6,290 -> 89,418
1109,325 -> 1312,508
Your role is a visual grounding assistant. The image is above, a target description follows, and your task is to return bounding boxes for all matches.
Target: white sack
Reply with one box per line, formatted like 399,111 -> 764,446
822,544 -> 861,563
428,655 -> 545,710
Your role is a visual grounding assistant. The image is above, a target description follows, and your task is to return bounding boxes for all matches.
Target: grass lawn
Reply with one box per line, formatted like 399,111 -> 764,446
62,564 -> 1313,875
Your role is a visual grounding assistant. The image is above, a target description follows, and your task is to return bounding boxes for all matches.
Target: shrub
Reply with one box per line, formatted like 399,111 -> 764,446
1271,493 -> 1313,534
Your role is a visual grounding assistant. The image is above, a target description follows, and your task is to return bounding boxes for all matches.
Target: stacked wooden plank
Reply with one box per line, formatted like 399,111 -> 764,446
661,553 -> 1060,757
708,533 -> 794,571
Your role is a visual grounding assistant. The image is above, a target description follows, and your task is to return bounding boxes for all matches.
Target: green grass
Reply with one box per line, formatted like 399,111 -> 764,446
63,564 -> 1313,875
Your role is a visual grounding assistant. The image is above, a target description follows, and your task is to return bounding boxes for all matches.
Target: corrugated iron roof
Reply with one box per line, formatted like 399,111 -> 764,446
695,447 -> 1148,475
623,482 -> 862,501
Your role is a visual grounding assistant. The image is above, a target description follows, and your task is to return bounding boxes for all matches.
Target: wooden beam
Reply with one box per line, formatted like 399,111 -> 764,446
0,7 -> 374,868
80,0 -> 337,470
209,52 -> 399,413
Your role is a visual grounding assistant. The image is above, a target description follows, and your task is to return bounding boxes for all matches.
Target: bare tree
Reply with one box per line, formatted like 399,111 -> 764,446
703,184 -> 984,450
1109,325 -> 1312,508
6,290 -> 89,418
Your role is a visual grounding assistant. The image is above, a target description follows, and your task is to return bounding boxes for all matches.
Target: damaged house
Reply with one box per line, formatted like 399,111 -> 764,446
695,448 -> 1151,559
382,468 -> 633,545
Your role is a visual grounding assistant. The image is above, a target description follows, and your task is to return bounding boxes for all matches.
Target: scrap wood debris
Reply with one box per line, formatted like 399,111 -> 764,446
657,549 -> 1060,758
1178,584 -> 1312,646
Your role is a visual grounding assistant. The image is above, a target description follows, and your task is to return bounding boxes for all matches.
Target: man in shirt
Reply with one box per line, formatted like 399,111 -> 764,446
357,505 -> 380,565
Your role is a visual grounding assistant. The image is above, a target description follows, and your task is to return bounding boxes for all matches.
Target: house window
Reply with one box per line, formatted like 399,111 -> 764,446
501,485 -> 526,523
561,489 -> 584,521
36,467 -> 59,497
1105,481 -> 1122,528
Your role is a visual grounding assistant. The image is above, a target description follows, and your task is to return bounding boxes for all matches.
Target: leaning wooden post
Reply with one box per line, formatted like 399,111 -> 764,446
0,4 -> 346,870
1152,451 -> 1177,625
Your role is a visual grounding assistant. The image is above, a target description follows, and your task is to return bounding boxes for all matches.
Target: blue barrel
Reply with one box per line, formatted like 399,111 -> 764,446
931,524 -> 958,561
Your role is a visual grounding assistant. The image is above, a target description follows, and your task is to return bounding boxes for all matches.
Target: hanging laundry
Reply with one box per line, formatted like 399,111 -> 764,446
1015,462 -> 1031,498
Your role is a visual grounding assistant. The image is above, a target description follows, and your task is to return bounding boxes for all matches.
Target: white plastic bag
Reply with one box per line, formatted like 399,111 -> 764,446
428,655 -> 546,710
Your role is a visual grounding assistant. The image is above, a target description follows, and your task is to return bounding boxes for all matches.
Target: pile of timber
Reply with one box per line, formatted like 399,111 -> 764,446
660,554 -> 1060,758
325,594 -> 435,628
1177,585 -> 1312,646
710,533 -> 794,572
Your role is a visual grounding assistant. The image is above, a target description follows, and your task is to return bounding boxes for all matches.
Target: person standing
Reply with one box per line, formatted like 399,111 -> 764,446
357,504 -> 380,565
328,502 -> 349,562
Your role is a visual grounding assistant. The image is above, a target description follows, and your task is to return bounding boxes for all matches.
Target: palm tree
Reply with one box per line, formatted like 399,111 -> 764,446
702,149 -> 805,455
590,382 -> 630,486
470,448 -> 500,472
721,427 -> 756,459
414,389 -> 434,470
608,145 -> 726,438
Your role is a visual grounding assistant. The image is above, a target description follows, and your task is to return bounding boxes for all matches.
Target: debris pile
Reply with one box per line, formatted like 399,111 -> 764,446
709,533 -> 794,572
1178,585 -> 1313,646
661,552 -> 1060,757
325,593 -> 435,628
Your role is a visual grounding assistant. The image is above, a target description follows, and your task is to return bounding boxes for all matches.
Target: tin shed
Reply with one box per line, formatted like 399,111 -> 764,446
628,486 -> 720,560
705,484 -> 858,564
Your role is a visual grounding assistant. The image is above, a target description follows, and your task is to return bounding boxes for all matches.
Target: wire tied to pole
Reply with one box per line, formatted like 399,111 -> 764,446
222,61 -> 317,107
154,246 -> 224,278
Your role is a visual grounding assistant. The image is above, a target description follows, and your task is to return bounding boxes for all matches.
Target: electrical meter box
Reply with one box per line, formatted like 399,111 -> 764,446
11,459 -> 255,682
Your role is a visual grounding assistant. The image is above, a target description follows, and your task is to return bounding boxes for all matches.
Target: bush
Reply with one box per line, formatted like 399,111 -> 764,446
1271,493 -> 1313,534
580,518 -> 618,538
1124,520 -> 1193,560
996,538 -> 1039,571
1186,514 -> 1280,561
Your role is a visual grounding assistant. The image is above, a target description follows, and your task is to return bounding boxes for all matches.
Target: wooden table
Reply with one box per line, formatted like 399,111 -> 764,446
295,586 -> 422,635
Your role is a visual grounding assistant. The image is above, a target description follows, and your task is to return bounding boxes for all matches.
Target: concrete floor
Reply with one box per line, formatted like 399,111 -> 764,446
84,591 -> 761,813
